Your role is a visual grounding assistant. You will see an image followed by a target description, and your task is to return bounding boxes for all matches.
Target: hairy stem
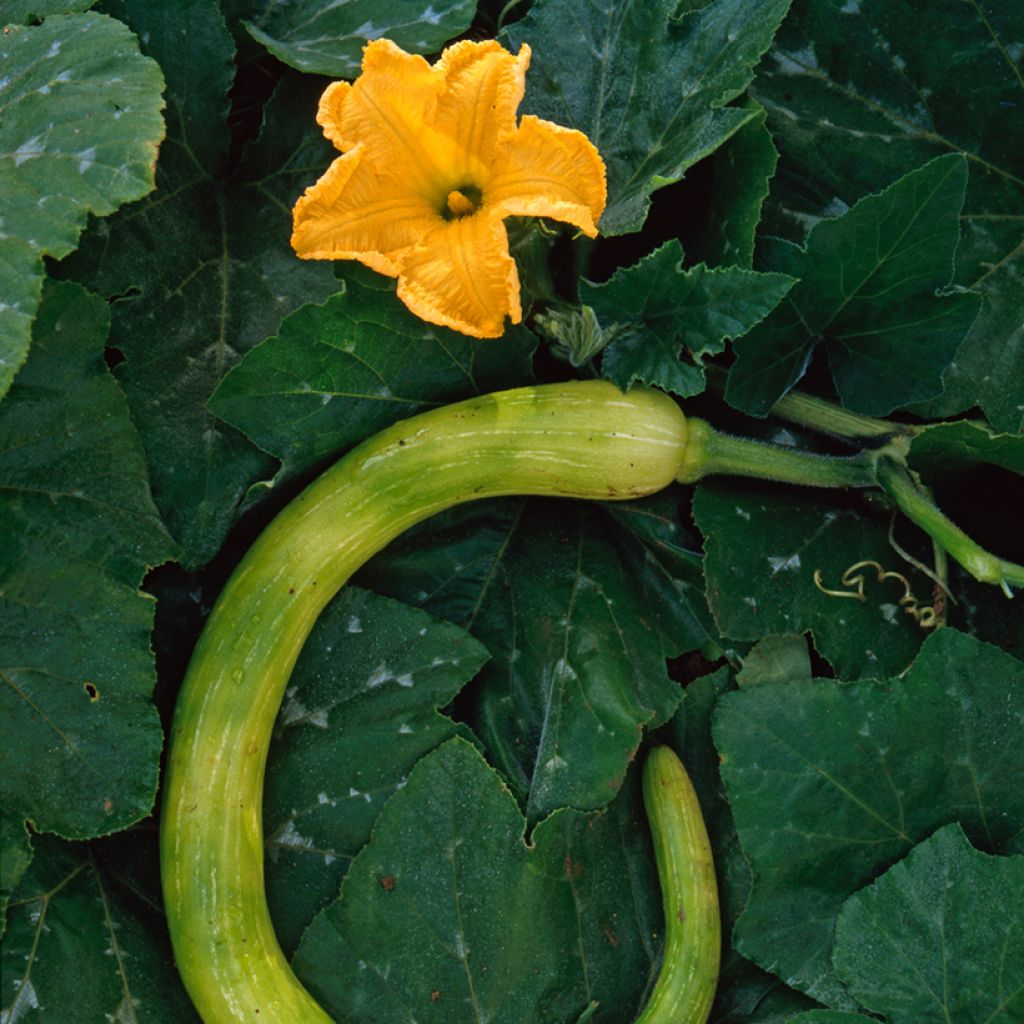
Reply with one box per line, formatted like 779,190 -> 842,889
678,418 -> 878,489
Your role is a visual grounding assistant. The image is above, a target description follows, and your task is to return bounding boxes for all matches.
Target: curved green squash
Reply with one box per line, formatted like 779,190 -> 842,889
636,746 -> 721,1024
161,381 -> 690,1023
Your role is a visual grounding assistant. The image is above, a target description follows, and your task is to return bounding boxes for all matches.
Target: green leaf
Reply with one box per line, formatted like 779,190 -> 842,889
735,634 -> 812,688
263,586 -> 489,955
211,272 -> 536,480
693,101 -> 780,269
0,833 -> 199,1023
0,11 -> 164,398
504,0 -> 792,235
0,282 -> 176,841
363,499 -> 692,820
59,1 -> 339,566
582,239 -> 794,396
752,0 -> 1024,432
602,493 -> 718,654
292,737 -> 664,1024
835,823 -> 1024,1023
243,0 -> 477,76
727,155 -> 981,417
907,420 -> 1024,481
4,1 -> 96,23
692,480 -> 926,680
714,629 -> 1024,1008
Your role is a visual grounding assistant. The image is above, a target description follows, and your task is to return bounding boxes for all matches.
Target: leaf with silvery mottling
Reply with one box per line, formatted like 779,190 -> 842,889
833,824 -> 1024,1023
583,239 -> 795,397
59,1 -> 339,567
0,10 -> 164,398
244,0 -> 477,76
504,0 -> 792,235
262,587 -> 489,955
692,480 -> 925,680
0,282 -> 176,845
293,738 -> 664,1024
362,499 -> 691,821
602,492 -> 718,655
726,155 -> 980,417
0,833 -> 199,1023
211,270 -> 536,481
714,630 -> 1024,1008
752,0 -> 1024,432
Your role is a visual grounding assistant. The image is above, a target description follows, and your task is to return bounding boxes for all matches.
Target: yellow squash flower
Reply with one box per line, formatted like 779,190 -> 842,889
291,38 -> 607,338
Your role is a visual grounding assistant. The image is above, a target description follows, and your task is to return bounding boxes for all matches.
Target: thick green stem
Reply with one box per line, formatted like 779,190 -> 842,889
703,365 -> 913,441
677,418 -> 877,489
876,457 -> 1024,592
768,388 -> 915,440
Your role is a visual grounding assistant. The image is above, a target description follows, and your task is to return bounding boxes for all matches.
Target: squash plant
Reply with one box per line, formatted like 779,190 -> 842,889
1,1 -> 1023,1023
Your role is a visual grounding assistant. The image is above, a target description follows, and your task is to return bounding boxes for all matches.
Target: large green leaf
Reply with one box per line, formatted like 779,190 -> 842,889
583,239 -> 794,396
363,498 -> 701,820
714,629 -> 1024,1008
292,738 -> 664,1024
692,480 -> 926,680
0,10 -> 164,398
263,586 -> 489,955
0,833 -> 198,1023
726,155 -> 981,417
503,0 -> 792,235
752,0 -> 1024,432
834,824 -> 1024,1023
58,0 -> 339,567
0,282 -> 176,843
243,0 -> 477,76
211,270 -> 536,480
692,102 -> 780,270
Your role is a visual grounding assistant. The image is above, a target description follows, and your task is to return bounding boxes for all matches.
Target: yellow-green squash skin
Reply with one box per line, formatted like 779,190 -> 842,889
635,746 -> 721,1024
161,381 -> 689,1023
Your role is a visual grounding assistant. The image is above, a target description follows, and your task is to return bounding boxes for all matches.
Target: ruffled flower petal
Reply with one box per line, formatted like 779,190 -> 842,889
292,145 -> 439,276
432,40 -> 531,181
486,115 -> 607,236
397,214 -> 522,338
316,39 -> 449,194
292,38 -> 608,338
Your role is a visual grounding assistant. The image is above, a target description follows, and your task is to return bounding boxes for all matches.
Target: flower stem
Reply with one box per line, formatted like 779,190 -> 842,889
677,418 -> 877,489
875,457 -> 1024,593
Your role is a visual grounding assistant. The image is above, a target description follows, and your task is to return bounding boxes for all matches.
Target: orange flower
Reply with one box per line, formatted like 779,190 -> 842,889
291,38 -> 606,339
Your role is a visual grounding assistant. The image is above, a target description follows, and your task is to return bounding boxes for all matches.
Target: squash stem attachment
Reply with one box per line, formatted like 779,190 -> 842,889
678,418 -> 877,489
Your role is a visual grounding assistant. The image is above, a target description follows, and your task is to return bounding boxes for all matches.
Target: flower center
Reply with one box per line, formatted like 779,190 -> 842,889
443,184 -> 482,220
